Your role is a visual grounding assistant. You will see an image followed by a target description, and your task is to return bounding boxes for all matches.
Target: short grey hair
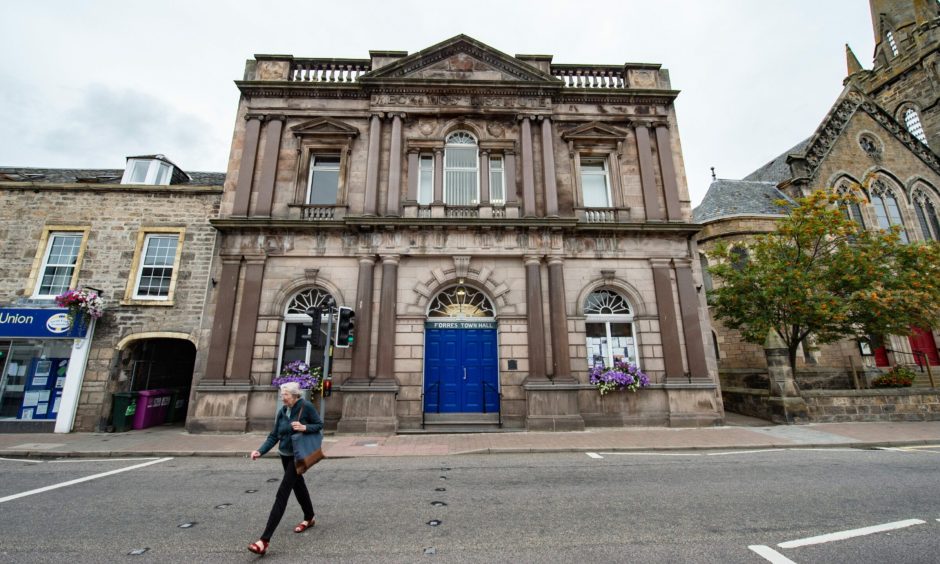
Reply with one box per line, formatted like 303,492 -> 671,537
279,382 -> 303,398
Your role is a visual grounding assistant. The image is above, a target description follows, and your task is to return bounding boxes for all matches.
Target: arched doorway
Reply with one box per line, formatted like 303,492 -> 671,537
118,337 -> 197,427
423,284 -> 499,413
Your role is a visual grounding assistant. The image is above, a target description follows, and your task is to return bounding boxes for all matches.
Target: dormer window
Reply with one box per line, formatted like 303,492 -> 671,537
122,158 -> 174,185
886,31 -> 899,57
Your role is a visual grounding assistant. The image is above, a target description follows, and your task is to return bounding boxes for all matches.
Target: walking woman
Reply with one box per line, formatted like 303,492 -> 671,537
248,381 -> 323,555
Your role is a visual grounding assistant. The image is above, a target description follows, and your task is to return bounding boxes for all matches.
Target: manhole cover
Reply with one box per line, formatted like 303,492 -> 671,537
427,520 -> 442,527
245,489 -> 258,493
128,548 -> 150,556
431,501 -> 448,507
178,522 -> 196,529
435,487 -> 446,492
215,503 -> 232,509
423,547 -> 437,555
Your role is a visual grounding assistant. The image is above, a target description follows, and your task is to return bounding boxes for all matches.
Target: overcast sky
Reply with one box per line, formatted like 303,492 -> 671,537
0,0 -> 875,205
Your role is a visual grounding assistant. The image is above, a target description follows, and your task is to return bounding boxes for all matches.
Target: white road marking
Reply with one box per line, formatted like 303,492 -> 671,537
0,457 -> 42,464
48,457 -> 160,464
748,545 -> 797,564
586,452 -> 603,459
0,457 -> 172,504
778,519 -> 926,548
598,452 -> 701,456
707,449 -> 780,456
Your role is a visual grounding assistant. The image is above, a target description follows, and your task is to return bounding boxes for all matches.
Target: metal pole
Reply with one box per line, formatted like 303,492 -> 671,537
320,304 -> 335,417
926,359 -> 936,389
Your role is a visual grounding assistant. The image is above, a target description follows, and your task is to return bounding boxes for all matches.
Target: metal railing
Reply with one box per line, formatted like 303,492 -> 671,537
482,381 -> 502,428
421,381 -> 442,429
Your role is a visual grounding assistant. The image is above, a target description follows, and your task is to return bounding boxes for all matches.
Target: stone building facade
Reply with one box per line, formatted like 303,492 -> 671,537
189,35 -> 722,433
0,159 -> 223,432
695,0 -> 940,390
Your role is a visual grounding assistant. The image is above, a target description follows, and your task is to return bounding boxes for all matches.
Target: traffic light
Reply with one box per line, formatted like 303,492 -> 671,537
300,306 -> 322,347
322,377 -> 332,397
334,306 -> 355,348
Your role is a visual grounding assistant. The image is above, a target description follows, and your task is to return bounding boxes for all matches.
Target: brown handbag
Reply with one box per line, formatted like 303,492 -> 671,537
291,403 -> 326,475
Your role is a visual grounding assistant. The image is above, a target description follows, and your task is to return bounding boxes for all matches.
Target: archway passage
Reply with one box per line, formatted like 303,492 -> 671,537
423,285 -> 499,414
122,338 -> 196,425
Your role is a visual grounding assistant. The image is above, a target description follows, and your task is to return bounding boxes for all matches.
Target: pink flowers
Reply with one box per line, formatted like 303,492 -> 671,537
54,288 -> 105,319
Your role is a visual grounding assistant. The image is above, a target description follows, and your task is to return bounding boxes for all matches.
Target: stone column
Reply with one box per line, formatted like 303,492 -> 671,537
650,259 -> 683,381
525,256 -> 547,379
229,257 -> 266,383
232,115 -> 262,217
520,116 -> 537,217
673,259 -> 708,380
350,256 -> 376,380
363,113 -> 383,216
431,147 -> 445,218
374,255 -> 399,380
254,117 -> 284,217
540,117 -> 559,217
479,149 -> 492,218
655,124 -> 683,221
203,257 -> 241,381
547,257 -> 571,379
403,149 -> 419,218
503,150 -> 520,218
634,122 -> 664,221
385,113 -> 403,216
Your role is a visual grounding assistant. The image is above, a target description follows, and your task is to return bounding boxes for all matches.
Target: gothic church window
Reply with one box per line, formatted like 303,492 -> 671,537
871,181 -> 909,243
444,131 -> 479,206
584,290 -> 638,369
904,108 -> 928,146
913,190 -> 940,241
886,31 -> 899,57
837,184 -> 866,228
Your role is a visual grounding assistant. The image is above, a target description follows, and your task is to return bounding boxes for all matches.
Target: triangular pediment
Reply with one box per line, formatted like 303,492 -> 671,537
362,35 -> 557,84
291,117 -> 359,138
562,121 -> 628,142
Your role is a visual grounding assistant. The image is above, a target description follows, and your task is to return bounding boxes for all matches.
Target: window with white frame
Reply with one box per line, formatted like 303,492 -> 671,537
913,190 -> 940,241
871,181 -> 909,243
444,131 -> 479,205
277,288 -> 334,374
886,31 -> 899,57
489,155 -> 505,204
418,154 -> 434,205
904,108 -> 928,146
584,289 -> 638,369
33,232 -> 84,298
133,234 -> 180,299
306,154 -> 341,205
580,158 -> 611,208
122,159 -> 174,185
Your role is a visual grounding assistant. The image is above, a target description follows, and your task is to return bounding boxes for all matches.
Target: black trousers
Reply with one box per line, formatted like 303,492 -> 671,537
261,455 -> 315,540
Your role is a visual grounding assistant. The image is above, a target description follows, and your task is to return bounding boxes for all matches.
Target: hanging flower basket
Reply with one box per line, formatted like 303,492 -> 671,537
54,288 -> 105,333
272,361 -> 323,393
590,360 -> 650,395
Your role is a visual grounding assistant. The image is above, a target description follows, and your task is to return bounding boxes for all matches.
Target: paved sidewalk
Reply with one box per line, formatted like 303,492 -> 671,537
2,417 -> 939,459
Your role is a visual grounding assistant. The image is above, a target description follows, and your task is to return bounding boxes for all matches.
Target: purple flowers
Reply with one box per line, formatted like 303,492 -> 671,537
55,288 -> 105,319
273,360 -> 322,391
590,360 -> 649,395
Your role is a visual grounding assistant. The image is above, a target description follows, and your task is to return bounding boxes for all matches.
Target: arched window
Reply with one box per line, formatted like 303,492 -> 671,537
837,184 -> 866,229
870,181 -> 909,242
278,288 -> 335,374
444,131 -> 479,206
912,189 -> 940,241
904,108 -> 928,146
584,289 -> 639,369
427,285 -> 494,318
886,30 -> 899,57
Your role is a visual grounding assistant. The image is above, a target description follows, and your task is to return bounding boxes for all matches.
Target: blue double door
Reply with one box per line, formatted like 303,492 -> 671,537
424,328 -> 499,413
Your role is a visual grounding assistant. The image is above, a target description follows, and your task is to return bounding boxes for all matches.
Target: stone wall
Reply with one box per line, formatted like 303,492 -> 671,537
722,387 -> 940,423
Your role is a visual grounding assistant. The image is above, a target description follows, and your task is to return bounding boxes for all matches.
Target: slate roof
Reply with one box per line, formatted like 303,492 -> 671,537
692,179 -> 794,223
0,167 -> 225,186
742,138 -> 811,183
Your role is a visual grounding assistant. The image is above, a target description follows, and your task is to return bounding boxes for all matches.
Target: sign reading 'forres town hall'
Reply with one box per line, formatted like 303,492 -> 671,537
189,35 -> 722,433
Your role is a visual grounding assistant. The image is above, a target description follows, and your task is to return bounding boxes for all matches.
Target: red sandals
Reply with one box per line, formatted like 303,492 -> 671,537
247,539 -> 269,555
294,518 -> 316,533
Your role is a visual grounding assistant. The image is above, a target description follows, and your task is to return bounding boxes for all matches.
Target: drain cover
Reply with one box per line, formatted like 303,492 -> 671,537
215,503 -> 232,509
423,547 -> 437,555
178,522 -> 196,529
128,548 -> 150,556
439,476 -> 447,480
435,487 -> 446,492
245,489 -> 258,493
427,520 -> 442,527
267,478 -> 279,483
431,501 -> 448,507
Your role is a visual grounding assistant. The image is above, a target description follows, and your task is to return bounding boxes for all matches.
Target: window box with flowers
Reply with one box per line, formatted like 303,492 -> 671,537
590,360 -> 650,395
272,361 -> 322,399
54,288 -> 105,334
871,366 -> 915,388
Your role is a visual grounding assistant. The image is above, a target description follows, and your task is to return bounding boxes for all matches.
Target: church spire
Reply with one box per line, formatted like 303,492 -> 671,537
845,44 -> 864,76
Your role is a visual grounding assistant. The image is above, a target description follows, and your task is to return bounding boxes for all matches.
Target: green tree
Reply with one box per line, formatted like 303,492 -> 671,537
708,190 -> 940,372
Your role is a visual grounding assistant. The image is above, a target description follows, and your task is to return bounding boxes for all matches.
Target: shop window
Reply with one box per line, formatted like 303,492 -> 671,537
123,228 -> 185,305
31,229 -> 88,299
581,158 -> 611,208
444,131 -> 479,205
584,289 -> 638,368
306,154 -> 341,205
0,339 -> 72,420
489,155 -> 505,205
418,154 -> 434,205
871,181 -> 909,242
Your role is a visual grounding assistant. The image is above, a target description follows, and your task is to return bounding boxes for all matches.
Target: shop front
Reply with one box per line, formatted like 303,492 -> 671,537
0,307 -> 92,433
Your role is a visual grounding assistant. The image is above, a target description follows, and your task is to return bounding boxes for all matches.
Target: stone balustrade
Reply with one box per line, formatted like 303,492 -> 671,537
551,65 -> 625,89
290,59 -> 371,82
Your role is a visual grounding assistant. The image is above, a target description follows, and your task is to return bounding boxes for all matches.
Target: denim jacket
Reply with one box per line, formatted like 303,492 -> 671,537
257,399 -> 323,457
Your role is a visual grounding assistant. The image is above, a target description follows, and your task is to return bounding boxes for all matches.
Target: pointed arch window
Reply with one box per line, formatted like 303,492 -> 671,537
904,108 -> 928,146
278,288 -> 335,375
444,131 -> 479,206
837,184 -> 866,229
584,289 -> 639,369
913,189 -> 940,241
427,285 -> 494,318
871,181 -> 909,243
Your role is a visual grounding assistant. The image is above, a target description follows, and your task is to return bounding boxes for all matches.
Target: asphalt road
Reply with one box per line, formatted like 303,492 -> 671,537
1,446 -> 939,563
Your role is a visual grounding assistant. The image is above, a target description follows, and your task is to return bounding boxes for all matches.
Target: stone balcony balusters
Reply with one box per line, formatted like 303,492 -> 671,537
289,59 -> 371,82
